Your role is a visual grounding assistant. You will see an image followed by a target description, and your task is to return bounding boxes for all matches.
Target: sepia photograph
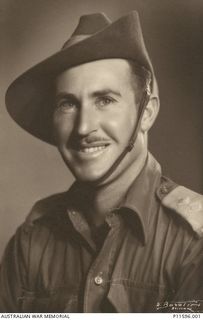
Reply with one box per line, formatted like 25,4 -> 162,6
0,0 -> 203,313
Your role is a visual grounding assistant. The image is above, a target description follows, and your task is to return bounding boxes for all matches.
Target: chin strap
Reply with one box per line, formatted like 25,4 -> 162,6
126,81 -> 151,152
94,76 -> 152,185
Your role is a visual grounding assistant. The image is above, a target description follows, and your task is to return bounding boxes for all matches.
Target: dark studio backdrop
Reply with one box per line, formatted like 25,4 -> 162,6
0,0 -> 203,259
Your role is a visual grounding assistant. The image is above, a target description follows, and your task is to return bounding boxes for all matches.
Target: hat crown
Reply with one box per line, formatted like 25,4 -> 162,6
72,13 -> 111,36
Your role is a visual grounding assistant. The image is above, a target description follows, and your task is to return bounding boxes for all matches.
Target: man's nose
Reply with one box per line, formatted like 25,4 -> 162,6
75,104 -> 98,136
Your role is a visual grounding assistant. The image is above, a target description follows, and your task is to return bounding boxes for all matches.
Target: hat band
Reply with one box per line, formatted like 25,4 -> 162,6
62,34 -> 91,49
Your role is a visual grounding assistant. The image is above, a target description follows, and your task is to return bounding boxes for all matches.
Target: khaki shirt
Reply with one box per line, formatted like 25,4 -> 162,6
0,154 -> 203,312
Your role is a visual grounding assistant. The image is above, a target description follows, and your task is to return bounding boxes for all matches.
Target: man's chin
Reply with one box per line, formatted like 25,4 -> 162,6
72,168 -> 108,184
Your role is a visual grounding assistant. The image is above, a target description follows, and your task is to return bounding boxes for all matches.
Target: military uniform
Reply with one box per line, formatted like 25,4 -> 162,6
0,154 -> 202,312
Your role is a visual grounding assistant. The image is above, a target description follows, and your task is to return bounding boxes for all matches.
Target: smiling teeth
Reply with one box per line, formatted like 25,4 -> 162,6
81,146 -> 106,153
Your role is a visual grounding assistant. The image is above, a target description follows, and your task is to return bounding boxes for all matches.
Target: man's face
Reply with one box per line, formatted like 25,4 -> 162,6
53,59 -> 145,183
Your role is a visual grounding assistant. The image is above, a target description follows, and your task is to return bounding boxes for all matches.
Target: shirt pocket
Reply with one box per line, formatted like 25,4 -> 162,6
107,279 -> 169,312
18,288 -> 79,312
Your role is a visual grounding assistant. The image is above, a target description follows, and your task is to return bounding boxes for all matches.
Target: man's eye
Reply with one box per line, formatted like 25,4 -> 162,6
96,96 -> 116,107
56,100 -> 77,112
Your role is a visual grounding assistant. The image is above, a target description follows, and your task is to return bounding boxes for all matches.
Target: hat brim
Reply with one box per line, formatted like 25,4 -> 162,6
5,12 -> 155,145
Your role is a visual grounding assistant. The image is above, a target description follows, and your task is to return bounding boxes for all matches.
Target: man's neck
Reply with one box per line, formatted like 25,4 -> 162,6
76,151 -> 148,227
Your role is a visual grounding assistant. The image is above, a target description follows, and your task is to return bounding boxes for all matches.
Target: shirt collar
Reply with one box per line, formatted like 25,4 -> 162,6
119,153 -> 162,244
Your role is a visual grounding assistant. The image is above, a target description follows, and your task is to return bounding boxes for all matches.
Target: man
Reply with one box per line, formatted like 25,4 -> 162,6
1,11 -> 203,312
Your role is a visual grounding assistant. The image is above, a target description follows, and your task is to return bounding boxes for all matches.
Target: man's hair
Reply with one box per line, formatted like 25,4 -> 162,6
127,60 -> 152,105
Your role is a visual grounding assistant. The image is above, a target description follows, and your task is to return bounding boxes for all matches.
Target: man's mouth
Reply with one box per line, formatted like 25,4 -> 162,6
79,145 -> 107,153
71,141 -> 110,157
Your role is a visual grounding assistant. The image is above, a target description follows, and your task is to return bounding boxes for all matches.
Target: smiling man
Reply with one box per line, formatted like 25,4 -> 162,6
1,12 -> 203,312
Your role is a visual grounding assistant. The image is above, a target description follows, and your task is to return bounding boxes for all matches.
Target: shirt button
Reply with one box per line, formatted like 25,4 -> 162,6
94,275 -> 103,285
160,185 -> 169,195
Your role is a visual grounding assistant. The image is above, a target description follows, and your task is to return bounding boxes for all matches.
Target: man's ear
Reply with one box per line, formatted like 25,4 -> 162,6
140,97 -> 159,132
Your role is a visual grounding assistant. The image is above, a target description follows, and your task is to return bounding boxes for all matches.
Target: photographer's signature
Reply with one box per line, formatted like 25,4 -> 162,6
156,300 -> 203,312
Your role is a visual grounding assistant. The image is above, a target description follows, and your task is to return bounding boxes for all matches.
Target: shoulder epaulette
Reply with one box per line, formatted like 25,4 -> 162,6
157,181 -> 203,237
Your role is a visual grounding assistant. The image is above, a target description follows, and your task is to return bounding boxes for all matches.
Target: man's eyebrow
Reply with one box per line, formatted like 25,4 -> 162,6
55,92 -> 78,102
91,89 -> 121,98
